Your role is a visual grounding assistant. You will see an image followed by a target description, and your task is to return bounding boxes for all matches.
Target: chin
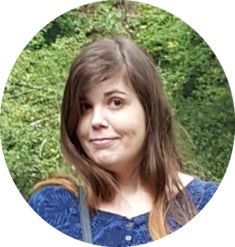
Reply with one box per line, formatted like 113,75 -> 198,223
96,159 -> 118,168
94,157 -> 119,170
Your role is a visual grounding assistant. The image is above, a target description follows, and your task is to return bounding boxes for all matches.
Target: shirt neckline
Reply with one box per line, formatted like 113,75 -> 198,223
92,177 -> 199,221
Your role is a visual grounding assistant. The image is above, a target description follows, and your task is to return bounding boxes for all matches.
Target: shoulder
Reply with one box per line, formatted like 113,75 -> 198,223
28,185 -> 80,227
185,177 -> 219,211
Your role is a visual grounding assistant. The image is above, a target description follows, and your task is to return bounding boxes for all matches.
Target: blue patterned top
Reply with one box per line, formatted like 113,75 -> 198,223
28,178 -> 218,246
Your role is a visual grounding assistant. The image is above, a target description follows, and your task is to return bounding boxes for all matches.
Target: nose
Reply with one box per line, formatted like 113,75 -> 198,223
91,106 -> 109,130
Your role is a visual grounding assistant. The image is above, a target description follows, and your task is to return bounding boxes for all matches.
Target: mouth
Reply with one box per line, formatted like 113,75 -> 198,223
89,137 -> 120,148
90,137 -> 119,141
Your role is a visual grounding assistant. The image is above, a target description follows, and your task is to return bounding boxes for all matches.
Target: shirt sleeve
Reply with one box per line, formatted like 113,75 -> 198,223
196,180 -> 219,211
28,185 -> 82,240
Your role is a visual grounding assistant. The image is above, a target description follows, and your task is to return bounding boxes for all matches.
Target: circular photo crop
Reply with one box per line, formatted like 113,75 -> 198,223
0,1 -> 234,246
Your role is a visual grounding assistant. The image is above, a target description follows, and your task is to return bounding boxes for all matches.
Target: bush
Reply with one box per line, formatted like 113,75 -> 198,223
0,1 -> 234,199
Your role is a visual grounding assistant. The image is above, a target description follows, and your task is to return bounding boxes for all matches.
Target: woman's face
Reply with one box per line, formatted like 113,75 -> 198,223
76,77 -> 146,173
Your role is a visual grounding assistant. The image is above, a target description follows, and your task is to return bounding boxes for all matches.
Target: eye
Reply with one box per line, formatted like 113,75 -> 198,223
80,102 -> 92,113
109,98 -> 124,109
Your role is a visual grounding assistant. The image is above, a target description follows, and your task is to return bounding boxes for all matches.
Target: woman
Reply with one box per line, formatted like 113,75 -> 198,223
29,36 -> 218,246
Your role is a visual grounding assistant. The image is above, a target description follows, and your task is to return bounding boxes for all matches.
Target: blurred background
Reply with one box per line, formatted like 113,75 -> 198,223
0,1 -> 234,199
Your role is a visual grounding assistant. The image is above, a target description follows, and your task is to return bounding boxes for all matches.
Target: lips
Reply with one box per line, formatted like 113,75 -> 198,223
90,137 -> 118,141
89,137 -> 120,148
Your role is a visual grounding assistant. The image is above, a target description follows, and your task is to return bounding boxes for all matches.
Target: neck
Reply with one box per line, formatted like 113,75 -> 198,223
98,170 -> 153,218
113,168 -> 154,206
114,166 -> 142,193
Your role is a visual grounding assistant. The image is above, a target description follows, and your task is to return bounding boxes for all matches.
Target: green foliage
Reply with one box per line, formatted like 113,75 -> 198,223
0,1 -> 234,199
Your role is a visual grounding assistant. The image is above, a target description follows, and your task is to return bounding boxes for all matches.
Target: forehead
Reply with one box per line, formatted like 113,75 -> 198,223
81,76 -> 135,99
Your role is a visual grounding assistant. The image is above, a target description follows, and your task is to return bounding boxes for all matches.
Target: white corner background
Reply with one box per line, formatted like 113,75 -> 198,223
0,0 -> 234,246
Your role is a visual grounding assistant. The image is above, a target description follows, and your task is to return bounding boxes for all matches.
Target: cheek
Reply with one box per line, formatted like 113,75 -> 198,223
76,118 -> 88,141
128,106 -> 146,131
112,109 -> 146,138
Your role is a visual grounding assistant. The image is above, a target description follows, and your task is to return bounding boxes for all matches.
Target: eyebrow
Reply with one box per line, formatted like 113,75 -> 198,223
103,89 -> 128,97
79,89 -> 128,102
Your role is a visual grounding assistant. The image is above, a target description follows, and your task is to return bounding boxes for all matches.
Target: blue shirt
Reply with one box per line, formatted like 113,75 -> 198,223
28,178 -> 218,246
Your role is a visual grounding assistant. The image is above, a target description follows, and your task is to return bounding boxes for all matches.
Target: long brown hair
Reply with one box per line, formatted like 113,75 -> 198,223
36,36 -> 196,240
